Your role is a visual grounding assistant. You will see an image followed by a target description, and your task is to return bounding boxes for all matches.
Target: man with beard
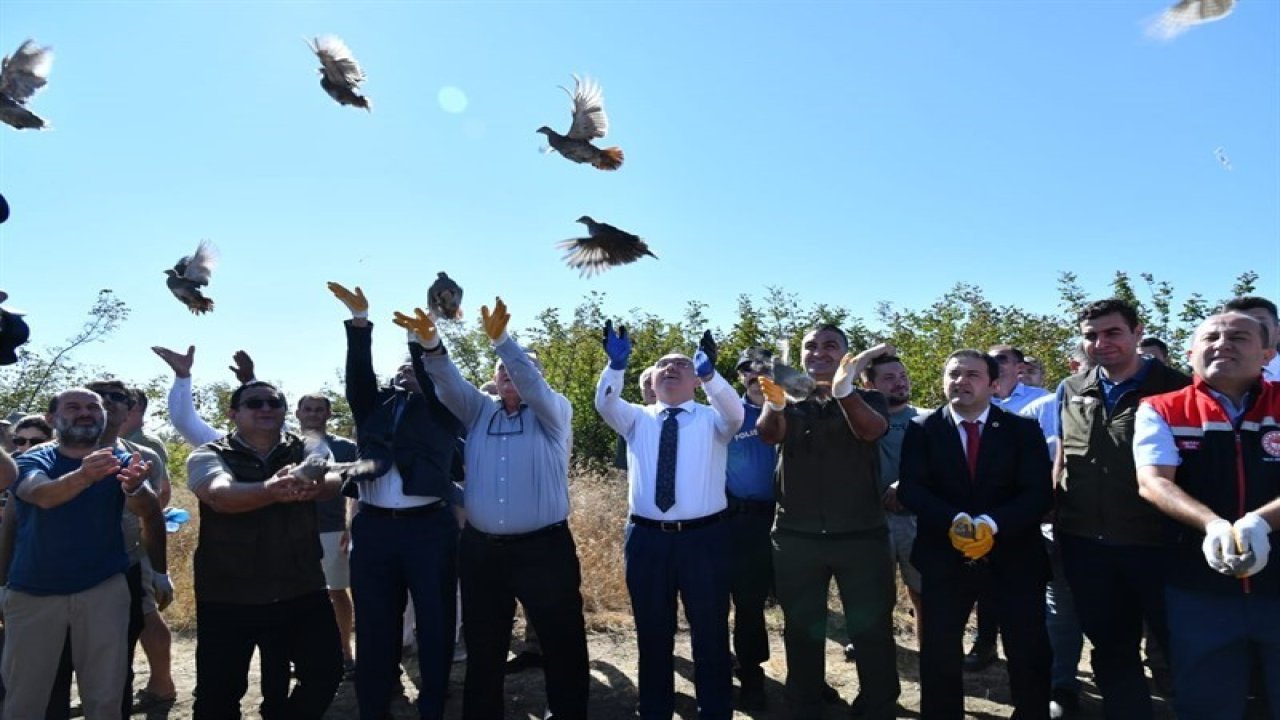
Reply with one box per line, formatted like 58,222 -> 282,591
185,380 -> 344,720
1,388 -> 157,719
725,349 -> 779,711
756,328 -> 898,720
329,283 -> 464,720
862,354 -> 924,643
37,380 -> 172,720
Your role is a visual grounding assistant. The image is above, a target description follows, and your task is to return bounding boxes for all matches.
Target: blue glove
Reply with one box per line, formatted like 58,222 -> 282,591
694,330 -> 717,379
603,320 -> 631,370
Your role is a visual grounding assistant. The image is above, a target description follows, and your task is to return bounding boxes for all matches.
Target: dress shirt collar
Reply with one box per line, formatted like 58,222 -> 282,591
947,403 -> 992,427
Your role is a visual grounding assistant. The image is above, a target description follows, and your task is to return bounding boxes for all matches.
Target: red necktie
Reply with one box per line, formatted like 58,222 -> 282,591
961,420 -> 981,480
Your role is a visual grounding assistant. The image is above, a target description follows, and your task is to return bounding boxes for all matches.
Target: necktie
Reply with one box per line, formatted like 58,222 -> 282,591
961,420 -> 981,481
655,407 -> 683,512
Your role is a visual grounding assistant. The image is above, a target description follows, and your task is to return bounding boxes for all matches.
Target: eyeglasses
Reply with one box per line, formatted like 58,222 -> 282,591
239,397 -> 285,410
486,407 -> 525,436
655,358 -> 694,370
12,436 -> 49,447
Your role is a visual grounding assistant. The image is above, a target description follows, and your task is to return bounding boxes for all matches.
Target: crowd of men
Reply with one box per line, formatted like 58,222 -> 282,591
0,288 -> 1276,720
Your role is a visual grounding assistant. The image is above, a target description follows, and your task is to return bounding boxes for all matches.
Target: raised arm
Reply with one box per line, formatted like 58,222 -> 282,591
483,298 -> 572,437
594,320 -> 643,437
832,346 -> 891,441
755,376 -> 787,445
330,283 -> 381,423
153,345 -> 222,446
393,307 -> 490,428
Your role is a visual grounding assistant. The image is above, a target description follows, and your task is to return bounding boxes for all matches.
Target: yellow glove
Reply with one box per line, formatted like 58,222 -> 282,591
327,282 -> 369,317
481,297 -> 511,343
759,376 -> 786,410
949,513 -> 976,553
963,523 -> 995,560
392,308 -> 440,349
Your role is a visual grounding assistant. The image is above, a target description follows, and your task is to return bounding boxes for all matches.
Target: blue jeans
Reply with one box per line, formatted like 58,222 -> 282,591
1166,585 -> 1280,719
1044,530 -> 1083,693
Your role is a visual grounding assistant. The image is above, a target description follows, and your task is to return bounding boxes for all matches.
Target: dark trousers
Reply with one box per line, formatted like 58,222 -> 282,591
626,518 -> 732,720
192,590 -> 342,720
459,523 -> 589,720
773,529 -> 899,720
920,565 -> 1050,720
1059,534 -> 1169,720
974,590 -> 999,648
45,561 -> 144,720
727,500 -> 774,680
1165,585 -> 1280,719
350,506 -> 457,720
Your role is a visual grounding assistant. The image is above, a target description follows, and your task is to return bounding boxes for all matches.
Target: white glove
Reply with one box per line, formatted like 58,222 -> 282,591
1231,512 -> 1272,578
975,514 -> 999,535
1202,518 -> 1235,575
152,571 -> 175,611
831,355 -> 856,399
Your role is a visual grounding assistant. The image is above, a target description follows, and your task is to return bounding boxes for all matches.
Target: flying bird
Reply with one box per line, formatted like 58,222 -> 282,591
165,240 -> 219,315
308,35 -> 371,111
1148,0 -> 1235,39
536,75 -> 624,171
772,361 -> 817,401
428,271 -> 464,320
1215,146 -> 1232,170
0,40 -> 53,130
557,216 -> 656,277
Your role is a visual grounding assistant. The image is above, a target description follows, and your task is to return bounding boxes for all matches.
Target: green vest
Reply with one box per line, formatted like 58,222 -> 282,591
194,434 -> 326,604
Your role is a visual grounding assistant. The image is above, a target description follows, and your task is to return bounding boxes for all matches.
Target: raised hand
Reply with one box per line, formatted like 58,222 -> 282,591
152,345 -> 195,379
602,320 -> 631,370
229,350 -> 255,384
758,376 -> 785,410
327,282 -> 369,317
392,308 -> 440,349
694,330 -> 718,379
480,297 -> 511,343
832,353 -> 858,399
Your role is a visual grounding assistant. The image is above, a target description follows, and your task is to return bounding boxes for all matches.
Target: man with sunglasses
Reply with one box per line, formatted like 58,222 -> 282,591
395,297 -> 589,720
329,283 -> 465,720
595,323 -> 743,720
185,381 -> 344,720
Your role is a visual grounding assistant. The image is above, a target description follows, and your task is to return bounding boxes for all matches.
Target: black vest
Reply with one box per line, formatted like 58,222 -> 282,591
194,433 -> 326,605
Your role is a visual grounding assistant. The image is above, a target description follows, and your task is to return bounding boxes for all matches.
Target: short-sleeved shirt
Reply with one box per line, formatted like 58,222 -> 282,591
11,445 -> 132,595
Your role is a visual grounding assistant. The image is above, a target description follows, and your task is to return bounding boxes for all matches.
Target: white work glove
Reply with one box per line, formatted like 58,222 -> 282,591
974,514 -> 999,535
1202,518 -> 1235,575
1230,512 -> 1272,578
152,571 -> 175,611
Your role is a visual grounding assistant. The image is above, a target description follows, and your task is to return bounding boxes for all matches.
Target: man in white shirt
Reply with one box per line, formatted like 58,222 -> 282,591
595,322 -> 743,720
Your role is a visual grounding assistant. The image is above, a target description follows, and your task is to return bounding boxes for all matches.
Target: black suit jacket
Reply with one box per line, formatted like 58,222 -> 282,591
898,404 -> 1053,584
342,320 -> 464,500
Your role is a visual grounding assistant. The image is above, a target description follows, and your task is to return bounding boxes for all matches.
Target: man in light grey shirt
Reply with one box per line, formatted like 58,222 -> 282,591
396,297 -> 588,720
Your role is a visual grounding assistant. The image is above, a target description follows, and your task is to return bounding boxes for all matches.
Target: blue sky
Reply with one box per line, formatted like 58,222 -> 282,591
1,0 -> 1277,396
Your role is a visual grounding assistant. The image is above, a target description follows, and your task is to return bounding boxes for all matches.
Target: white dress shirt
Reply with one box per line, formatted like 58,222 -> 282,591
595,367 -> 744,520
947,404 -> 991,455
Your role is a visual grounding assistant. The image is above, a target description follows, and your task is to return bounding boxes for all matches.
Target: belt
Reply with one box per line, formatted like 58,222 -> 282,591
359,500 -> 446,518
726,496 -> 776,515
466,521 -> 567,544
630,510 -> 726,533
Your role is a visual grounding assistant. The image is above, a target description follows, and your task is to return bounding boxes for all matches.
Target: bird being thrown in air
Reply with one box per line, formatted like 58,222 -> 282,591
0,40 -> 53,130
537,75 -> 624,171
428,272 -> 464,321
165,240 -> 219,315
308,35 -> 371,111
557,216 -> 656,277
1148,0 -> 1235,39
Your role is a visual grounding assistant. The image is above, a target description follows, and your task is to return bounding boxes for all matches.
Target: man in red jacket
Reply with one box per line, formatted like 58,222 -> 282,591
1135,312 -> 1280,717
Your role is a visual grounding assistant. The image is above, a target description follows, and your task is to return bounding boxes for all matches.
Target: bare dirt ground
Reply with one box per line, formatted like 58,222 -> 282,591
111,611 -> 1189,720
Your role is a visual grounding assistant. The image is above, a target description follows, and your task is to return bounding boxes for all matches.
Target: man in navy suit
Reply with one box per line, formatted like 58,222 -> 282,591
899,349 -> 1054,720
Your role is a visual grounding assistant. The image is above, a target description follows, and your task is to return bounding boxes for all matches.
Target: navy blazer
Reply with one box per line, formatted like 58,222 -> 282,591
898,404 -> 1053,584
342,321 -> 463,500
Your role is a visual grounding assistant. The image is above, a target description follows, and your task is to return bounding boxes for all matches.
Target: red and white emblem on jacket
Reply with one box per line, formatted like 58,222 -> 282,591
1262,430 -> 1280,458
